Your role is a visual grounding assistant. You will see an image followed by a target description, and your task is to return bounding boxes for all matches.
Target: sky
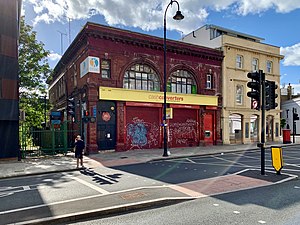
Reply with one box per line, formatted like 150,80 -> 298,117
22,0 -> 300,94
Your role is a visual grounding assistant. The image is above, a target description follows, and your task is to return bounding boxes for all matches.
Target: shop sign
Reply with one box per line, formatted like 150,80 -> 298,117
80,56 -> 100,77
50,111 -> 61,125
99,87 -> 217,106
166,108 -> 173,119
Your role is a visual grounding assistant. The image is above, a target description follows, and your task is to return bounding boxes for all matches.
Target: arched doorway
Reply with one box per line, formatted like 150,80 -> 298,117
229,114 -> 243,144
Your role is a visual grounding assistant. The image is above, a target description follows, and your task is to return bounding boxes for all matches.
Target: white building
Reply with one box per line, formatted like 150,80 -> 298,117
281,97 -> 300,134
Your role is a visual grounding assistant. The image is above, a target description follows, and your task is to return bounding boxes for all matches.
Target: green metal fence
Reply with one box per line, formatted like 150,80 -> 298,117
20,122 -> 79,158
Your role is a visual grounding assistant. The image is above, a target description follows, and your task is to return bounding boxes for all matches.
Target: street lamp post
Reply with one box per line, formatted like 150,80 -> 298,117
163,0 -> 184,157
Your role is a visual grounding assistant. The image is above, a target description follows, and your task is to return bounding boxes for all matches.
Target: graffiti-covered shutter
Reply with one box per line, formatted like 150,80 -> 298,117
168,108 -> 199,148
125,106 -> 160,150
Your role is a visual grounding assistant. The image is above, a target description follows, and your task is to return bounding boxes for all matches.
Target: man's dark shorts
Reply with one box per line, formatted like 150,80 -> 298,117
75,150 -> 83,159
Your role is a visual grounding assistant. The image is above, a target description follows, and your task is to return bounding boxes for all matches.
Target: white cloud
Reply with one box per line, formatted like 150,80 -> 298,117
281,44 -> 300,66
235,0 -> 300,15
48,52 -> 62,61
291,83 -> 300,95
25,0 -> 300,35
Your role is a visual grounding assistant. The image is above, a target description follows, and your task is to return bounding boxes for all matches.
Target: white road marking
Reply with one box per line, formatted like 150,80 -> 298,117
213,203 -> 219,206
186,158 -> 196,164
0,186 -> 32,198
258,220 -> 266,224
23,186 -> 30,191
231,152 -> 272,162
285,163 -> 300,168
0,186 -> 191,216
165,159 -> 257,168
233,211 -> 240,214
211,155 -> 255,167
63,172 -> 109,194
234,169 -> 298,184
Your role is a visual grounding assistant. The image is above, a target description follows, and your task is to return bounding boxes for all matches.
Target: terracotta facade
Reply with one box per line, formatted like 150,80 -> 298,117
49,23 -> 223,153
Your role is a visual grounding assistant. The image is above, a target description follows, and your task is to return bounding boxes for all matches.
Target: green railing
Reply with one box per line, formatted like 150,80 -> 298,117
20,121 -> 79,158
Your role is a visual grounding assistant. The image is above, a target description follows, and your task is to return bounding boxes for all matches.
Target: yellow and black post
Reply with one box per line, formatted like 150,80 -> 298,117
271,146 -> 283,175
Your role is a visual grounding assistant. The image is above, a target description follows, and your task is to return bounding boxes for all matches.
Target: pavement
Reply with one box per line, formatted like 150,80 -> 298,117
1,141 -> 299,224
0,141 -> 298,179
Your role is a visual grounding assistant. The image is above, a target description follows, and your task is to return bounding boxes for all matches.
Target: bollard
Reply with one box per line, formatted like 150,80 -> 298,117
271,146 -> 283,175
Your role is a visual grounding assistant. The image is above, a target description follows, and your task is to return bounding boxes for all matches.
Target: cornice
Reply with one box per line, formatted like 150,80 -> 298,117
86,24 -> 224,62
223,43 -> 284,59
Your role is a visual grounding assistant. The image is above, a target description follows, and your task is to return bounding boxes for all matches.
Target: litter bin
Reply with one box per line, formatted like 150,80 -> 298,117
282,129 -> 291,144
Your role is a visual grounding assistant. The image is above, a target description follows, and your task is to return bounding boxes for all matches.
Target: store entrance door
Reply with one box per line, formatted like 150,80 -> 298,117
203,113 -> 214,144
97,101 -> 116,150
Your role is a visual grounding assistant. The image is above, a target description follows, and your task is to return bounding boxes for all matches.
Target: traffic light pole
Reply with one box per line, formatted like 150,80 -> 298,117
293,107 -> 296,143
260,70 -> 266,175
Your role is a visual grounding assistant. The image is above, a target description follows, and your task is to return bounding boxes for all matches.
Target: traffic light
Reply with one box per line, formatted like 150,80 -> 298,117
67,98 -> 76,119
82,110 -> 90,123
247,71 -> 261,110
83,110 -> 89,117
265,80 -> 278,110
294,111 -> 300,121
265,81 -> 271,111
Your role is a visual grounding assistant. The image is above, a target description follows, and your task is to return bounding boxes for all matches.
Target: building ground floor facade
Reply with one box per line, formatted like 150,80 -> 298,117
221,108 -> 281,145
83,87 -> 222,153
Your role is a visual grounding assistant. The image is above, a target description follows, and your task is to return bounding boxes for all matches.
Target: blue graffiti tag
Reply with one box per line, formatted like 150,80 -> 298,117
127,122 -> 147,147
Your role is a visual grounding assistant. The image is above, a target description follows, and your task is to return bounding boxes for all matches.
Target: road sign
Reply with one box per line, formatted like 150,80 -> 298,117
252,100 -> 258,110
271,146 -> 283,174
166,108 -> 173,119
247,71 -> 261,111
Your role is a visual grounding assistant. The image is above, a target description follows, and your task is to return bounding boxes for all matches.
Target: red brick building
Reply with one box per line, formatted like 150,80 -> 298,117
0,0 -> 22,159
48,22 -> 223,153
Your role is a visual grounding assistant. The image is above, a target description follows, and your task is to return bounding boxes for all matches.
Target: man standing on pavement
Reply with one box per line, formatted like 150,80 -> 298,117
74,135 -> 85,168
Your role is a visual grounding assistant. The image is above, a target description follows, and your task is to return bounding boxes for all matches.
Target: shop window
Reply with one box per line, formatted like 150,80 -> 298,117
168,70 -> 196,94
276,122 -> 279,137
245,122 -> 249,138
236,84 -> 243,105
101,59 -> 111,78
123,64 -> 160,91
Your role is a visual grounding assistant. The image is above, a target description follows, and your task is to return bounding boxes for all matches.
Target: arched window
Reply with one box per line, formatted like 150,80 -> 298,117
168,70 -> 196,94
236,84 -> 244,105
123,64 -> 160,91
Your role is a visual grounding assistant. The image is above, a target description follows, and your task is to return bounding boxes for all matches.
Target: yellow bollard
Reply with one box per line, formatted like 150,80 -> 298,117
271,146 -> 283,175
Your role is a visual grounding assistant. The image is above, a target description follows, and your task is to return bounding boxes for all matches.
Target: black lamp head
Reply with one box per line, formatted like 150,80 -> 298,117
173,10 -> 184,20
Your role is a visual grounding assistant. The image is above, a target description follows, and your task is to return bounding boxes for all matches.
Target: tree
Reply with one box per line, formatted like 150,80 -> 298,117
19,16 -> 52,129
280,118 -> 286,129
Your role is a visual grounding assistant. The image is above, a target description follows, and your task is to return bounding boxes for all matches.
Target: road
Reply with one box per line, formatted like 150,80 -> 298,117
63,179 -> 300,225
1,145 -> 300,224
